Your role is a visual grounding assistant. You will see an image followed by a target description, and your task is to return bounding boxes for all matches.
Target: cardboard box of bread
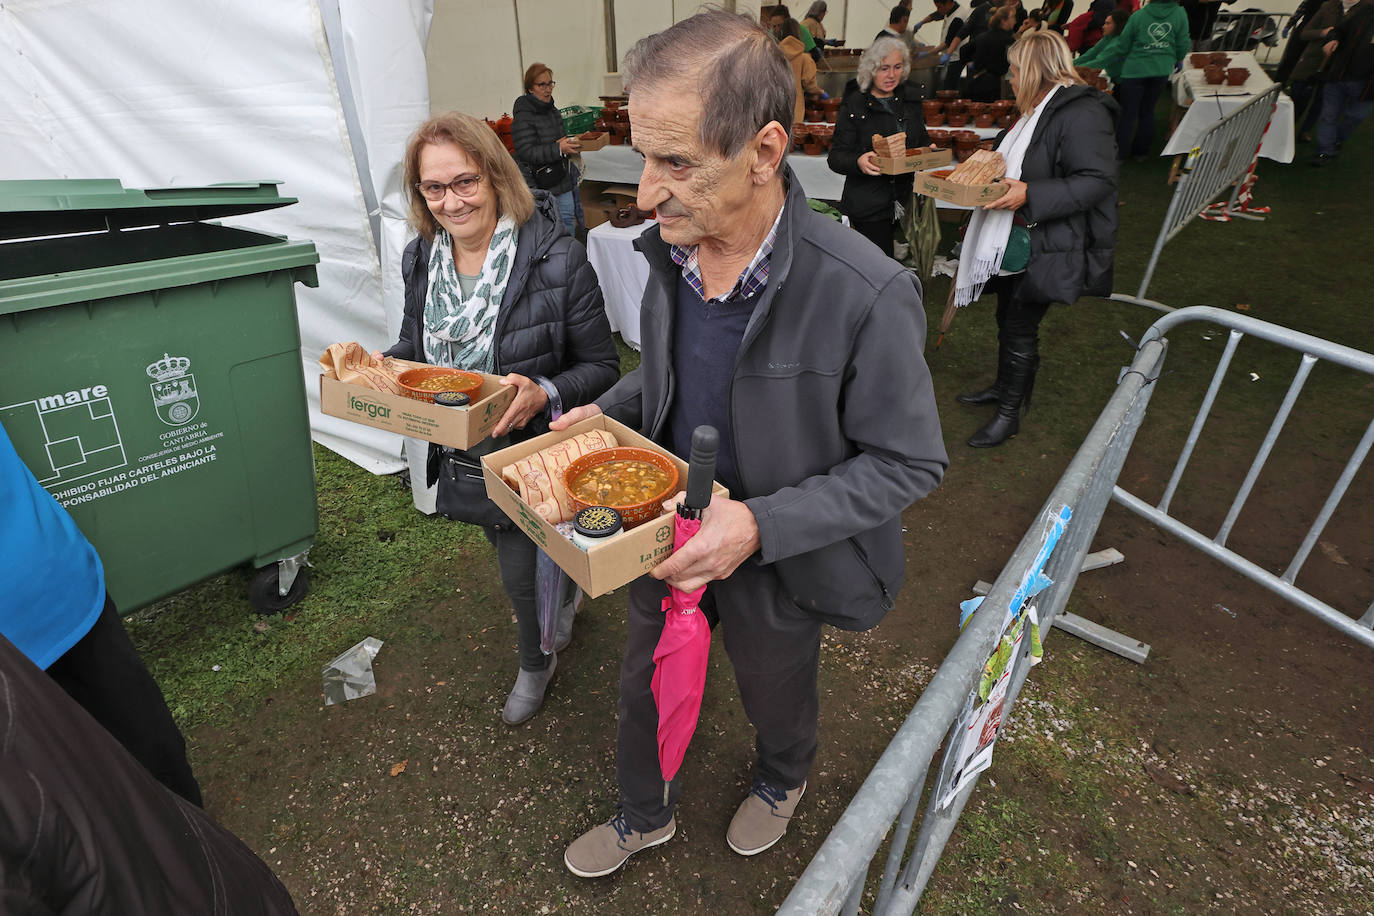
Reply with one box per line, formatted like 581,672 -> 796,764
913,149 -> 1009,206
871,131 -> 953,175
318,342 -> 517,449
480,415 -> 727,596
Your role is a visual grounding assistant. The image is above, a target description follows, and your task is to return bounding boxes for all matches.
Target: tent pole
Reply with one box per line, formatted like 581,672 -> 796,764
604,0 -> 617,73
513,0 -> 526,80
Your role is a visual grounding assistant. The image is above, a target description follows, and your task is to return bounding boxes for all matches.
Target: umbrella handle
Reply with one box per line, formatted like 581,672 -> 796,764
683,426 -> 718,516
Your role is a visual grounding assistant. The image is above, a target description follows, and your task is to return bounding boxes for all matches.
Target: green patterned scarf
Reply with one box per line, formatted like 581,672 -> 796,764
422,218 -> 519,370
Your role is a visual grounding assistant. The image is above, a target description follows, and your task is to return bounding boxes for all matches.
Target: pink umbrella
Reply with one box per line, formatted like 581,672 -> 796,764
650,426 -> 718,805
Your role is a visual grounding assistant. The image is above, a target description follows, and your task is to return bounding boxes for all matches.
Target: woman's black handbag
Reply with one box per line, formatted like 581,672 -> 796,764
532,156 -> 568,190
427,445 -> 510,528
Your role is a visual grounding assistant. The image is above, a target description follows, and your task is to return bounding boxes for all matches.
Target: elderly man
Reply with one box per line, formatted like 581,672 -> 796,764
557,10 -> 947,878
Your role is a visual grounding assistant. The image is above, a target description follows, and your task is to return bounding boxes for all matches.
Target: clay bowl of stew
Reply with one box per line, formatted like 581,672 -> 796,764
397,367 -> 484,403
563,446 -> 681,529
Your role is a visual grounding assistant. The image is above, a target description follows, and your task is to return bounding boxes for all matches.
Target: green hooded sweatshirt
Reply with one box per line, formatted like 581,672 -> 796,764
1075,32 -> 1125,83
1107,0 -> 1191,81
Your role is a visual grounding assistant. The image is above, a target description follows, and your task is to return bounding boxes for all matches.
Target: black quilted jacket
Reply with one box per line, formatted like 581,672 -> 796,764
511,93 -> 575,195
1016,84 -> 1119,304
383,193 -> 619,443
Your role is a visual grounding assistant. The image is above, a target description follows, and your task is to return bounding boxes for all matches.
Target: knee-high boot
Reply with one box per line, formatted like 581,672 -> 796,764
967,336 -> 1038,448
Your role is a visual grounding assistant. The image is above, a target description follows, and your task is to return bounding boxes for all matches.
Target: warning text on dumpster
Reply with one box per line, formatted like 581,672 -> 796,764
3,354 -> 225,509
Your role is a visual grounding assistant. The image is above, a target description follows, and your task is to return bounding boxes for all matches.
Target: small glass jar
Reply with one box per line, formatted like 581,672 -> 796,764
432,391 -> 471,408
571,505 -> 623,550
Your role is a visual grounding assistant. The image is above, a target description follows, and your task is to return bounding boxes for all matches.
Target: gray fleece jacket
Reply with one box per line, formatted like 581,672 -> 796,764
597,169 -> 948,630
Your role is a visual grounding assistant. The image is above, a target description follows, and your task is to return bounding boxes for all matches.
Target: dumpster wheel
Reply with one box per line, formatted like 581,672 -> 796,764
249,565 -> 311,615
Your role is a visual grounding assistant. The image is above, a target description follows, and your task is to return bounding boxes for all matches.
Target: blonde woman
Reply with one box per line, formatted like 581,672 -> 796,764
954,30 -> 1118,447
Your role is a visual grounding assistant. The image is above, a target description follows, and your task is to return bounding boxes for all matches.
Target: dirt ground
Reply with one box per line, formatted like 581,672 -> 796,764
184,301 -> 1374,915
136,136 -> 1374,914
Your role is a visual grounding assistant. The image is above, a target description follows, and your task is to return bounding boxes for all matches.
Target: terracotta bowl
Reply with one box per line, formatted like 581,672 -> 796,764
1203,65 -> 1225,85
922,100 -> 943,115
926,112 -> 946,127
974,113 -> 996,128
825,110 -> 837,124
965,101 -> 988,115
1226,67 -> 1249,86
397,367 -> 484,404
953,129 -> 979,142
1189,53 -> 1211,69
989,99 -> 1015,111
946,112 -> 970,127
936,89 -> 958,100
945,100 -> 968,116
823,97 -> 842,112
1208,52 -> 1230,65
927,129 -> 951,148
803,139 -> 823,155
953,139 -> 980,161
996,112 -> 1016,128
564,446 -> 681,529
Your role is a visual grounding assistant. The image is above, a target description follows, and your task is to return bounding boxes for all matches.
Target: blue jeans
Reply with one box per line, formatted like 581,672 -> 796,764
1116,75 -> 1168,159
1315,80 -> 1374,156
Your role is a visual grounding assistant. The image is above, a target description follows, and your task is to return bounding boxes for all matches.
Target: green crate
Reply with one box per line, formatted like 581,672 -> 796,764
0,179 -> 320,613
560,105 -> 599,136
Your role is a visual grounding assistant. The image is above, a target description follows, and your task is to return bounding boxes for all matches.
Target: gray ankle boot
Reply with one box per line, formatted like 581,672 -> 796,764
502,653 -> 557,725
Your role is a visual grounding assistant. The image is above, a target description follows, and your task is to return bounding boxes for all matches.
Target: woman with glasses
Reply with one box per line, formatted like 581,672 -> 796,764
376,113 -> 619,724
826,35 -> 932,256
512,63 -> 580,236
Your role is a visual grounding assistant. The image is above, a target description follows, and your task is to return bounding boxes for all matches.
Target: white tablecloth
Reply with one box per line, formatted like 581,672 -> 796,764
585,219 -> 653,350
1164,51 -> 1295,163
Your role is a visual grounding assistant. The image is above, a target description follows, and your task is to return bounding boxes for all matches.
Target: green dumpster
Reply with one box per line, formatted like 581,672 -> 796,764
0,179 -> 321,614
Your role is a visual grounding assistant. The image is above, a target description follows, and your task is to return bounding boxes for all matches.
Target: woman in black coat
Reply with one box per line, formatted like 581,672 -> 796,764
376,113 -> 618,722
967,6 -> 1018,101
511,62 -> 580,236
954,30 -> 1118,447
826,35 -> 932,256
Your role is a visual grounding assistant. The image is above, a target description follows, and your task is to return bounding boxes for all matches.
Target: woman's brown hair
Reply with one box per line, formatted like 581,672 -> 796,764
402,112 -> 536,242
523,62 -> 552,93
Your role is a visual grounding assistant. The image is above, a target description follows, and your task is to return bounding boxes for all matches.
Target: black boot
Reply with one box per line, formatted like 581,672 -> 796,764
968,337 -> 1038,448
956,381 -> 1001,405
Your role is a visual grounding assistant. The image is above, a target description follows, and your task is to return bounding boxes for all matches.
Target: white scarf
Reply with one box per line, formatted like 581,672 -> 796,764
423,218 -> 518,370
954,84 -> 1062,309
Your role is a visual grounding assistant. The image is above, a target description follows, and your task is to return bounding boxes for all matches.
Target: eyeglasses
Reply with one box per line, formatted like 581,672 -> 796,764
416,175 -> 484,201
533,80 -> 556,89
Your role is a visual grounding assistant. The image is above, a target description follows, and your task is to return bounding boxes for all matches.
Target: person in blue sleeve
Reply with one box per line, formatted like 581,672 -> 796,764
0,420 -> 201,805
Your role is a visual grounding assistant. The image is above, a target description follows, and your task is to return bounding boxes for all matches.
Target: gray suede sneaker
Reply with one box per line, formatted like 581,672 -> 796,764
552,587 -> 583,653
564,811 -> 676,878
726,778 -> 806,856
501,653 -> 556,725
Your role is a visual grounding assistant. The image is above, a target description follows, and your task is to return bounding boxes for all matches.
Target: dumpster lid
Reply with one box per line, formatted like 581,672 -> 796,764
0,179 -> 298,241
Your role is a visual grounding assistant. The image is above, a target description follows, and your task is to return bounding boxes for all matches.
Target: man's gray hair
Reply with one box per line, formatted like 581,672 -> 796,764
857,35 -> 910,91
622,10 -> 796,156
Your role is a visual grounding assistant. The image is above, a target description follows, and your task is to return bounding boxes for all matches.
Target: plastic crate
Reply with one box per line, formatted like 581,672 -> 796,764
560,105 -> 598,136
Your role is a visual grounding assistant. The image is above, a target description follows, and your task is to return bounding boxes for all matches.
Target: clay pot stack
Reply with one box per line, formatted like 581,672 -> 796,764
1203,64 -> 1225,85
952,129 -> 981,162
1226,67 -> 1249,86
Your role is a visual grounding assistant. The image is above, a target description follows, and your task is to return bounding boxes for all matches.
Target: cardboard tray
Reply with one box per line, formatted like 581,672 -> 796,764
577,131 -> 609,151
874,146 -> 953,175
319,359 -> 517,450
912,168 -> 1008,206
480,415 -> 727,597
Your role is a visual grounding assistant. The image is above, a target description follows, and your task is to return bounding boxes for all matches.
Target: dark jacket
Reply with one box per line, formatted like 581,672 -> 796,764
1040,0 -> 1075,31
1326,0 -> 1374,96
1015,84 -> 1120,304
1292,0 -> 1345,83
968,27 -> 1016,101
828,85 -> 933,223
511,93 -> 575,195
0,632 -> 299,915
596,169 -> 948,631
384,192 -> 619,444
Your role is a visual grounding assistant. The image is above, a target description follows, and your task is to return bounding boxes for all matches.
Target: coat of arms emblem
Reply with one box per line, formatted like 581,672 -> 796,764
147,353 -> 200,426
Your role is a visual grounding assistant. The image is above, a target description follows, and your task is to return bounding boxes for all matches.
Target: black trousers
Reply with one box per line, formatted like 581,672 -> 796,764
617,563 -> 823,831
483,525 -> 569,672
46,594 -> 202,806
990,274 -> 1051,340
850,216 -> 896,258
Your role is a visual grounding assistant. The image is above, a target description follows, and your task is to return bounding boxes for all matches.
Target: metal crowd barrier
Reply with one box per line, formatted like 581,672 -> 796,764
779,306 -> 1374,915
1119,85 -> 1281,308
1201,10 -> 1293,66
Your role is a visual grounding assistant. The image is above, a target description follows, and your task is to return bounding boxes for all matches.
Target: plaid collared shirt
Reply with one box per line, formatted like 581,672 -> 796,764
668,203 -> 785,303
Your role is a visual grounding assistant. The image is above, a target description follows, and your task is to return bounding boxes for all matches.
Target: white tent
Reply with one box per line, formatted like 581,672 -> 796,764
1,0 -> 902,507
